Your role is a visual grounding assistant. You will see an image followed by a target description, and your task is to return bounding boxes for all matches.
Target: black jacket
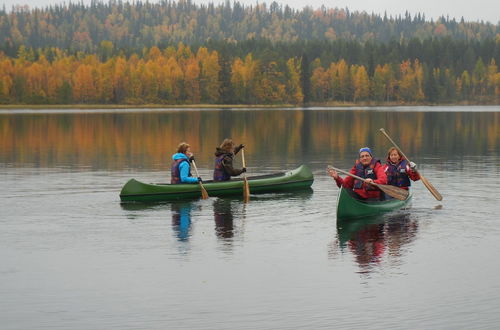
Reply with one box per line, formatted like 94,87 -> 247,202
214,145 -> 244,176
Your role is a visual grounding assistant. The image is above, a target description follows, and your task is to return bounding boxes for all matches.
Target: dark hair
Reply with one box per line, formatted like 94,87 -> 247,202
177,142 -> 190,154
219,138 -> 235,152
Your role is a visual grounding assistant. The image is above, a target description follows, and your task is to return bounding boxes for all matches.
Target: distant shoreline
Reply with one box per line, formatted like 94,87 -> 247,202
0,101 -> 494,110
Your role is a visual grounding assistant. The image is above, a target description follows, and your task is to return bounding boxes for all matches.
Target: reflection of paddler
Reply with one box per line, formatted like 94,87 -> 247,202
336,213 -> 419,270
171,202 -> 193,241
385,214 -> 418,258
213,199 -> 234,238
348,223 -> 385,266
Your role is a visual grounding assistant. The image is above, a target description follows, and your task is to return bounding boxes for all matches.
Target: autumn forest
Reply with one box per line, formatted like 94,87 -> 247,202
0,0 -> 499,105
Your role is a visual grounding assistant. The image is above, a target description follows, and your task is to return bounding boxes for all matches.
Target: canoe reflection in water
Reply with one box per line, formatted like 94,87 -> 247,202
333,212 -> 419,273
171,201 -> 194,241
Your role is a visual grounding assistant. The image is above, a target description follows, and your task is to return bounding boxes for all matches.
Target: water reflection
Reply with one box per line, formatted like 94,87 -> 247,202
333,212 -> 418,273
1,109 -> 498,168
120,201 -> 195,242
171,202 -> 194,241
213,198 -> 235,239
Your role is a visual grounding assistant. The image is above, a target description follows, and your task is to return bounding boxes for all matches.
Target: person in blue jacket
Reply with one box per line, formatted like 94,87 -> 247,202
171,142 -> 201,184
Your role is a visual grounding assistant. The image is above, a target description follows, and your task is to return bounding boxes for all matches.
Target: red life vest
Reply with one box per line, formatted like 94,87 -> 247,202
386,159 -> 411,188
171,158 -> 190,184
353,158 -> 381,190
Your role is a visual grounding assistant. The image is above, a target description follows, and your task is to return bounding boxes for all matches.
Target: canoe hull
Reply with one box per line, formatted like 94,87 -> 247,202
120,165 -> 314,202
336,187 -> 412,220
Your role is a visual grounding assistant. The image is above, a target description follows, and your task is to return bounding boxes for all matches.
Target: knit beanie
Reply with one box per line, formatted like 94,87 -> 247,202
359,147 -> 372,156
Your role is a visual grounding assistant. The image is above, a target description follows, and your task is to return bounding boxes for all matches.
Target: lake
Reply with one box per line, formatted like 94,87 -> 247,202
1,106 -> 499,329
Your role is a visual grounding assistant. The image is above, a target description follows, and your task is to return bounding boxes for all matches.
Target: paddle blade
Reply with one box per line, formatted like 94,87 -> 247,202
420,174 -> 443,201
243,177 -> 250,203
199,182 -> 209,199
377,184 -> 410,201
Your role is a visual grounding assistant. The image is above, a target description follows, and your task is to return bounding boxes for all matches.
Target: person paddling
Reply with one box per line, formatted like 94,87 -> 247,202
327,147 -> 387,200
171,142 -> 202,184
383,147 -> 420,190
213,138 -> 246,181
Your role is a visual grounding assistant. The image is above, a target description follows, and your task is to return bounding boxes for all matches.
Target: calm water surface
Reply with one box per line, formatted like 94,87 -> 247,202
1,107 -> 499,329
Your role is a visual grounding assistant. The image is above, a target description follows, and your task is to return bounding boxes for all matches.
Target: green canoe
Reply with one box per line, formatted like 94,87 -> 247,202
336,187 -> 412,220
120,165 -> 314,202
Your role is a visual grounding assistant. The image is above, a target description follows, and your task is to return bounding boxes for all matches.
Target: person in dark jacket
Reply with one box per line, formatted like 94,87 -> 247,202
171,142 -> 201,184
327,147 -> 387,200
383,147 -> 420,190
213,138 -> 246,181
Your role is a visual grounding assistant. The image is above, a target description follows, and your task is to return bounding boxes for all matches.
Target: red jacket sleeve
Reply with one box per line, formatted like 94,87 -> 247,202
334,165 -> 355,189
373,162 -> 387,185
406,165 -> 421,181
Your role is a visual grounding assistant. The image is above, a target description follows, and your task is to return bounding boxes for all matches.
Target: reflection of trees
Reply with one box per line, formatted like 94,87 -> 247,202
335,213 -> 419,273
0,110 -> 498,168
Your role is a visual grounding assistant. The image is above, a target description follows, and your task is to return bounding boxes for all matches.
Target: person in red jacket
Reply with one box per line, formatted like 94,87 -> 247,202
327,147 -> 387,200
383,147 -> 420,190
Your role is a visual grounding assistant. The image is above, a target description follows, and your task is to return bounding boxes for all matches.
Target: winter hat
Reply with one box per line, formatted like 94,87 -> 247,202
359,147 -> 372,156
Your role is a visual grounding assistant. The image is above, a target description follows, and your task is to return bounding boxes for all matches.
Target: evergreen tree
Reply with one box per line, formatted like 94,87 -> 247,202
300,53 -> 311,105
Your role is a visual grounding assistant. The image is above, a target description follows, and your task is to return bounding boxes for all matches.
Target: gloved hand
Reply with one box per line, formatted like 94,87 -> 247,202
238,144 -> 245,149
409,161 -> 417,170
241,167 -> 247,173
197,177 -> 202,182
189,156 -> 195,163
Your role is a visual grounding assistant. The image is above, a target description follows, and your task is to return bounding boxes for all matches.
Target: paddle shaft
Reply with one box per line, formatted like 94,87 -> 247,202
329,166 -> 381,187
241,149 -> 250,202
241,149 -> 247,168
379,128 -> 443,201
190,160 -> 209,199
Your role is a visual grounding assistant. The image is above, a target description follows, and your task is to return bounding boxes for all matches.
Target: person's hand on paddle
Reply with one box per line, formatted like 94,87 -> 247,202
327,167 -> 339,179
409,161 -> 417,170
197,177 -> 202,182
241,167 -> 247,173
189,155 -> 195,163
234,143 -> 245,154
363,178 -> 375,188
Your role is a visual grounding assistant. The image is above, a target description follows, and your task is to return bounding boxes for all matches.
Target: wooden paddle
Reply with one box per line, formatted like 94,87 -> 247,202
241,149 -> 250,203
327,165 -> 409,201
190,160 -> 209,200
379,128 -> 443,201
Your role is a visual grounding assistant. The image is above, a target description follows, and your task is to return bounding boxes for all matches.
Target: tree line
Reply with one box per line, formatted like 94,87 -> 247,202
0,1 -> 499,105
1,42 -> 499,105
0,0 -> 498,55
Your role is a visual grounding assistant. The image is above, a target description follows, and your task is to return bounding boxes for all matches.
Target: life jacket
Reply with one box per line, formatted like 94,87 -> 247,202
213,154 -> 231,181
171,158 -> 190,184
353,158 -> 381,190
386,159 -> 411,188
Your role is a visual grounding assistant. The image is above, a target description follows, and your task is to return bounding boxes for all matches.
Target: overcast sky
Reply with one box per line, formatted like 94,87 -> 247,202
1,0 -> 499,24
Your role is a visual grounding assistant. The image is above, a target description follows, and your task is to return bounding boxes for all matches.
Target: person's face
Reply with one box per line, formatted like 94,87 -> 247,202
185,147 -> 192,155
359,151 -> 372,166
389,150 -> 400,164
